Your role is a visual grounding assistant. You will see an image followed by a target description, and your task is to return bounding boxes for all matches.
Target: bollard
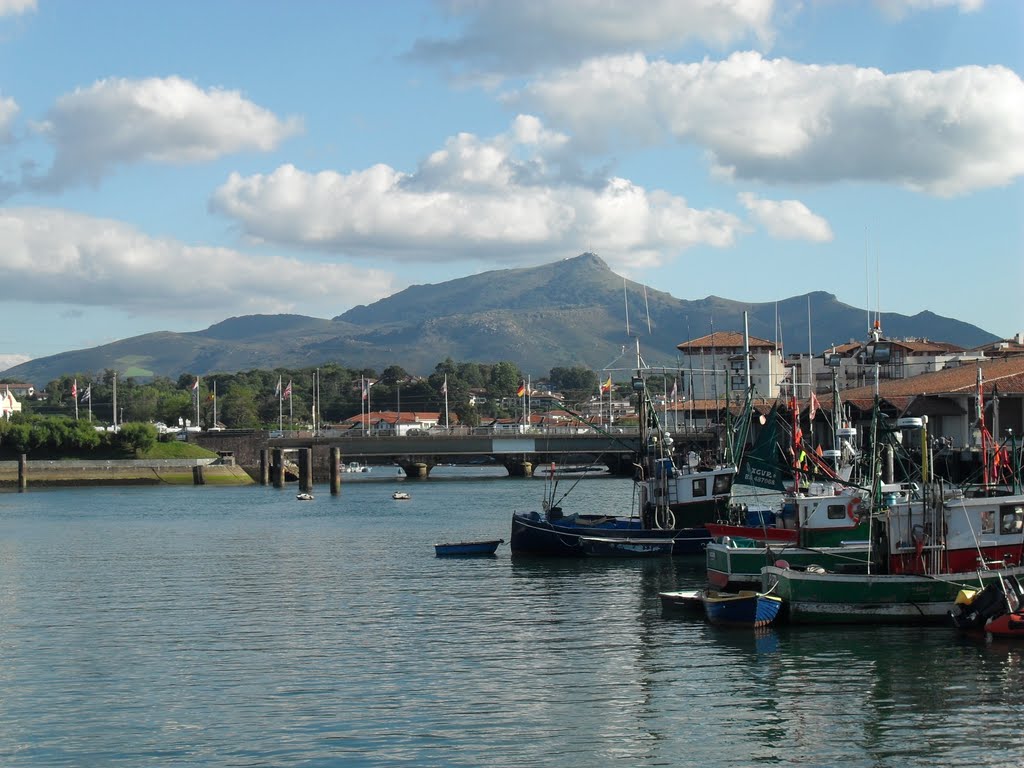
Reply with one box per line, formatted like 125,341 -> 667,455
18,454 -> 27,492
259,449 -> 269,486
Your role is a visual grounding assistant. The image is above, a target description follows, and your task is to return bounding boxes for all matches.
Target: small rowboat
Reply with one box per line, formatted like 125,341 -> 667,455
658,590 -> 705,613
434,539 -> 505,557
392,491 -> 411,500
296,492 -> 314,501
701,590 -> 783,628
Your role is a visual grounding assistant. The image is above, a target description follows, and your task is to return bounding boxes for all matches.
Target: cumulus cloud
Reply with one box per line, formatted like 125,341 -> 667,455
210,115 -> 743,270
0,208 -> 394,320
738,192 -> 833,241
0,0 -> 35,16
511,52 -> 1024,196
26,76 -> 303,191
407,0 -> 775,78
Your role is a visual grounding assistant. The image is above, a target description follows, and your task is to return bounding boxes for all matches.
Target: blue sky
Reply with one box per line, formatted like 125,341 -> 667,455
1,0 -> 1022,372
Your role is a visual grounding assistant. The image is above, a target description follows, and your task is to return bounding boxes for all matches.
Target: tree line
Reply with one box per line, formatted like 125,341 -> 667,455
8,360 -> 623,431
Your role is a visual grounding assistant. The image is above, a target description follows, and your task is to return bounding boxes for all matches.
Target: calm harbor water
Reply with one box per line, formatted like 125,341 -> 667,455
1,472 -> 1022,767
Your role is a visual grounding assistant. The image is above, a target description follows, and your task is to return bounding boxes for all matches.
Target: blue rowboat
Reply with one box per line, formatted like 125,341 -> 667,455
434,539 -> 504,557
701,590 -> 783,628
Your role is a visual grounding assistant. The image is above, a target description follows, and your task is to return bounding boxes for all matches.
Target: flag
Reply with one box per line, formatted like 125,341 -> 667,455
441,376 -> 448,395
71,379 -> 77,399
283,380 -> 292,399
362,379 -> 374,400
274,377 -> 282,396
809,392 -> 820,421
81,385 -> 91,402
516,380 -> 526,397
600,376 -> 612,393
192,378 -> 199,391
670,379 -> 677,402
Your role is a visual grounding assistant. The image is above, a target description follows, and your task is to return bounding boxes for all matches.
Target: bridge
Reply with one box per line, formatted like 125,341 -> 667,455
194,428 -> 722,479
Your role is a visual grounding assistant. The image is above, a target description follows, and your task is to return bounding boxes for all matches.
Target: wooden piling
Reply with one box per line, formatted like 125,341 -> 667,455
18,454 -> 27,491
298,448 -> 312,493
272,448 -> 284,488
330,447 -> 341,495
259,449 -> 269,485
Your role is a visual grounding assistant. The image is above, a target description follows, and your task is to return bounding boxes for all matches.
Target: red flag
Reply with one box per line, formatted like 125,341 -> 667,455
283,380 -> 292,399
600,376 -> 612,393
809,392 -> 820,421
71,379 -> 77,399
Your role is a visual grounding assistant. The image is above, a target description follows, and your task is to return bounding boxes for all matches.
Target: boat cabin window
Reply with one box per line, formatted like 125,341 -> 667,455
980,510 -> 995,534
692,478 -> 707,497
827,504 -> 846,520
999,506 -> 1024,536
712,473 -> 733,495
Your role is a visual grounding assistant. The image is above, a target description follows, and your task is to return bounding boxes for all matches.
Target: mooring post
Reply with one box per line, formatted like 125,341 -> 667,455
298,448 -> 312,493
272,448 -> 284,488
330,447 -> 341,495
259,449 -> 269,486
18,454 -> 27,492
192,464 -> 206,485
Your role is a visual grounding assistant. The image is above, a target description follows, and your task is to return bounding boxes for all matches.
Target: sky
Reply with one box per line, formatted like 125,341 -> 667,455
0,0 -> 1022,373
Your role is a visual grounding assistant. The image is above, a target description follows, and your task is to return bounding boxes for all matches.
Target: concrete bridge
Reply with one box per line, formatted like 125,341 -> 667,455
194,429 -> 721,480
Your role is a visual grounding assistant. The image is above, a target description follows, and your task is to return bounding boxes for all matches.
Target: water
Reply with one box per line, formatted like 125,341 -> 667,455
1,474 -> 1022,767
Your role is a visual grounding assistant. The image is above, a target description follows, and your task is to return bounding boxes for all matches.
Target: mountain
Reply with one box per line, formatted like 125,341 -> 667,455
4,253 -> 999,387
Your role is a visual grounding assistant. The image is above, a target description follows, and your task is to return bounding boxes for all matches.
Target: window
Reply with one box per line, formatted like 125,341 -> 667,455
980,510 -> 995,534
999,506 -> 1023,536
827,504 -> 846,520
692,478 -> 707,497
712,473 -> 733,495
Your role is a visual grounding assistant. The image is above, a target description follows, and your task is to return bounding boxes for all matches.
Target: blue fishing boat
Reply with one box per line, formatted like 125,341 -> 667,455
434,539 -> 504,557
701,590 -> 783,628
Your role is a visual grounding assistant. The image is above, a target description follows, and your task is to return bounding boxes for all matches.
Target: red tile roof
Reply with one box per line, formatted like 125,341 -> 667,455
676,331 -> 777,351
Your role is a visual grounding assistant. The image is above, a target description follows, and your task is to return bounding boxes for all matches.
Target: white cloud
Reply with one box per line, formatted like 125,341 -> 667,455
408,0 -> 776,77
0,208 -> 394,321
738,192 -> 833,241
0,0 -> 35,16
0,353 -> 31,372
27,76 -> 303,191
209,116 -> 743,271
511,52 -> 1024,196
0,93 -> 17,142
874,0 -> 985,20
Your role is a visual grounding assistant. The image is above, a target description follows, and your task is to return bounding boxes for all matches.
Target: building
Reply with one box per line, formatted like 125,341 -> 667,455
1,387 -> 22,419
676,332 -> 785,401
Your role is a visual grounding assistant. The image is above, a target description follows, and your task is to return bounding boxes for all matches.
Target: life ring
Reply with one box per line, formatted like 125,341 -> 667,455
847,498 -> 861,521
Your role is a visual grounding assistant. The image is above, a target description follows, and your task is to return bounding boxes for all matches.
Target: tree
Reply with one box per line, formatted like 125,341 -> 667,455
219,383 -> 261,428
115,422 -> 157,455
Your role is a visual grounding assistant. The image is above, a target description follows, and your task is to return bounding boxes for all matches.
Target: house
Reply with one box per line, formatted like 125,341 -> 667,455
0,382 -> 34,399
676,332 -> 786,401
336,411 -> 452,436
1,386 -> 21,419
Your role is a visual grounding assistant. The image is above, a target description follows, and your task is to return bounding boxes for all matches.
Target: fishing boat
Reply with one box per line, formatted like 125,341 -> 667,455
762,366 -> 1024,624
510,331 -> 747,557
949,575 -> 1024,639
296,492 -> 314,501
434,539 -> 504,557
392,491 -> 411,500
701,590 -> 783,628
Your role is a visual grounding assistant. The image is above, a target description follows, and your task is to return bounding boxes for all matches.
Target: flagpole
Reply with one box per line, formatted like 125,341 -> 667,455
113,372 -> 118,430
443,375 -> 449,430
213,380 -> 217,427
195,377 -> 200,429
74,379 -> 79,421
278,376 -> 283,432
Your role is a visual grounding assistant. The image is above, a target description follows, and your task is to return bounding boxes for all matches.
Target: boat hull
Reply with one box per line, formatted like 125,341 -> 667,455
511,511 -> 709,556
701,590 -> 783,628
763,564 -> 1024,625
706,540 -> 870,589
435,539 -> 504,557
